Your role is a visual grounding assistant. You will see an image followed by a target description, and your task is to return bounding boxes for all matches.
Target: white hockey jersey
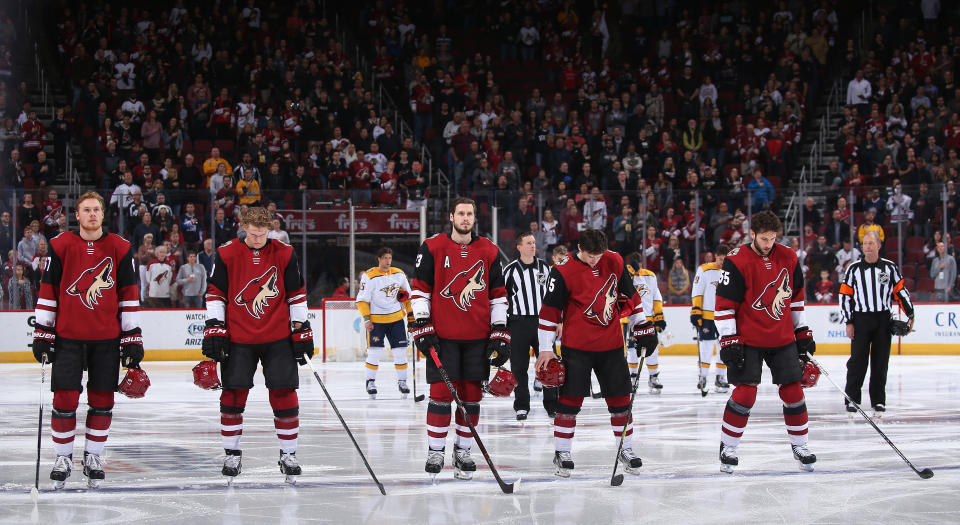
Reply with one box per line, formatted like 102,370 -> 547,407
356,266 -> 412,323
626,265 -> 663,323
691,261 -> 722,319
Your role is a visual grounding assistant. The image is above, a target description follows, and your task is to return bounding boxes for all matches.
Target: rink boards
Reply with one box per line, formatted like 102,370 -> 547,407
0,304 -> 957,362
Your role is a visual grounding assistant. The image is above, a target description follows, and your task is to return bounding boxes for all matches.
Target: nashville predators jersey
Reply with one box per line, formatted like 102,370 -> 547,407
356,266 -> 412,324
625,265 -> 663,324
691,262 -> 722,319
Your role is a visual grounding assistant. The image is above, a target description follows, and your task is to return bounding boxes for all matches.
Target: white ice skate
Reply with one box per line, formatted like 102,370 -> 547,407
715,376 -> 730,393
365,379 -> 377,399
425,448 -> 445,483
50,454 -> 72,489
279,452 -> 301,484
398,380 -> 410,399
720,443 -> 738,474
792,444 -> 816,472
648,373 -> 663,395
82,452 -> 104,489
453,446 -> 476,480
618,447 -> 643,475
698,376 -> 709,397
553,450 -> 574,478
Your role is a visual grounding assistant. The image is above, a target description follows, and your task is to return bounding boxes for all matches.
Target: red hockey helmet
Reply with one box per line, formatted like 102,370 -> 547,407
193,360 -> 222,390
800,360 -> 821,389
484,368 -> 518,397
535,358 -> 566,388
118,367 -> 151,398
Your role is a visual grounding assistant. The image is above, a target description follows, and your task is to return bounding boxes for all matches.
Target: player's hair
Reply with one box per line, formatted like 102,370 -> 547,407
376,246 -> 393,259
515,231 -> 534,245
75,191 -> 105,212
239,206 -> 272,228
449,196 -> 476,215
716,244 -> 730,256
552,245 -> 568,257
578,229 -> 607,254
750,210 -> 782,235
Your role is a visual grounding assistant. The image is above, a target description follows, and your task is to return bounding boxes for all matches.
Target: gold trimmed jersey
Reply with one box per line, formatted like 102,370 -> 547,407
626,265 -> 663,324
356,266 -> 413,324
691,262 -> 722,320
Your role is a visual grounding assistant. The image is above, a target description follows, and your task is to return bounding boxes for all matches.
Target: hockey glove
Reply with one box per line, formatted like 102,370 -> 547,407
719,335 -> 745,371
32,324 -> 56,364
410,318 -> 439,358
119,328 -> 145,368
653,314 -> 667,332
486,325 -> 511,367
202,319 -> 230,362
795,327 -> 815,361
700,319 -> 718,338
690,313 -> 702,327
632,322 -> 658,357
291,320 -> 315,366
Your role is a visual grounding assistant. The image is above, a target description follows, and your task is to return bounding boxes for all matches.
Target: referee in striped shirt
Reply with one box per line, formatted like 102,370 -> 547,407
838,230 -> 915,413
504,231 -> 557,420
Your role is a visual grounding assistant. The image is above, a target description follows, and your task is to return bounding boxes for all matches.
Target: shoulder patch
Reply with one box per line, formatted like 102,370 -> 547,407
556,255 -> 570,266
220,239 -> 234,248
727,246 -> 740,256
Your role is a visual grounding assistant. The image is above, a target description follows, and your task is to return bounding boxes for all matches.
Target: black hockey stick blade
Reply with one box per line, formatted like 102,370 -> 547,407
414,394 -> 425,402
611,473 -> 624,486
919,468 -> 934,479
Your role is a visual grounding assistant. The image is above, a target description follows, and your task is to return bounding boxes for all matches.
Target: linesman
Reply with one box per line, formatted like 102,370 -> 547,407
838,230 -> 914,413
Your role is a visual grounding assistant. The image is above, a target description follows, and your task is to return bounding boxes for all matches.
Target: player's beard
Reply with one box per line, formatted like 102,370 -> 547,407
752,239 -> 772,257
453,222 -> 473,236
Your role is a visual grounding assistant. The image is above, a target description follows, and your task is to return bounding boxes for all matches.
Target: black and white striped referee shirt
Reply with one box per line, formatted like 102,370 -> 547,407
503,257 -> 551,317
839,258 -> 915,323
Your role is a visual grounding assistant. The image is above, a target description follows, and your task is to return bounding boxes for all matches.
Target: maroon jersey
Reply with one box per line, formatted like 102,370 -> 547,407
35,231 -> 140,340
538,250 -> 645,353
715,242 -> 805,348
205,238 -> 307,344
410,233 -> 507,340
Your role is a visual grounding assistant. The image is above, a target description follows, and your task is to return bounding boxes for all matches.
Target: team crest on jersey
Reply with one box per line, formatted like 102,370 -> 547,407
235,265 -> 280,319
440,260 -> 486,311
634,282 -> 649,298
584,274 -> 619,326
66,257 -> 115,310
379,283 -> 401,297
153,269 -> 169,284
751,268 -> 792,321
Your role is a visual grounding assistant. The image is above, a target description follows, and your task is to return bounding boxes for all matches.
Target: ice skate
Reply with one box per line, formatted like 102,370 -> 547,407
222,450 -> 242,482
720,443 -> 738,474
648,373 -> 663,395
82,452 -> 104,489
516,410 -> 528,421
792,444 -> 816,472
618,448 -> 643,475
425,448 -> 445,482
872,404 -> 885,417
279,452 -> 301,484
553,450 -> 574,478
453,446 -> 476,480
365,379 -> 377,399
398,380 -> 410,399
698,376 -> 709,397
50,454 -> 72,489
714,376 -> 730,393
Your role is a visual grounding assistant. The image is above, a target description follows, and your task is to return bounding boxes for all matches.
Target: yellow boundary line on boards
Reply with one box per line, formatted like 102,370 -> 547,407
1,344 -> 958,363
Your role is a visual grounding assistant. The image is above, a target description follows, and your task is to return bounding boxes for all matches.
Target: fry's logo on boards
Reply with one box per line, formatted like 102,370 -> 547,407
386,213 -> 419,230
334,214 -> 368,231
66,257 -> 114,310
584,274 -> 618,327
440,260 -> 486,311
235,266 -> 279,319
751,268 -> 792,321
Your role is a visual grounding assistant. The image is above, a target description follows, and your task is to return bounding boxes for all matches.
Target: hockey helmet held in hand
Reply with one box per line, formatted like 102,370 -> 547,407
535,358 -> 566,388
483,367 -> 518,397
118,367 -> 151,398
800,360 -> 821,389
193,360 -> 222,390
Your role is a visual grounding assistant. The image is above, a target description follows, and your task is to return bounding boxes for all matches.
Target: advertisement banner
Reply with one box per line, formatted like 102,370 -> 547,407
276,209 -> 420,235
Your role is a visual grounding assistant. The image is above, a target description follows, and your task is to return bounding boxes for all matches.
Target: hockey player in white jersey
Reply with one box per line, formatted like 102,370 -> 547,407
691,245 -> 729,395
625,258 -> 667,394
356,247 -> 414,398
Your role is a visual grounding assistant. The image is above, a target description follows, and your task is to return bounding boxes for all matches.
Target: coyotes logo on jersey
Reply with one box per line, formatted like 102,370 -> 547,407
584,274 -> 618,326
440,260 -> 486,311
153,269 -> 170,284
66,257 -> 114,310
751,268 -> 792,321
234,265 -> 279,319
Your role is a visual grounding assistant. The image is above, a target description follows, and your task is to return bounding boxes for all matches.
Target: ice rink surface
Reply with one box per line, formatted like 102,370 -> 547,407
0,355 -> 957,525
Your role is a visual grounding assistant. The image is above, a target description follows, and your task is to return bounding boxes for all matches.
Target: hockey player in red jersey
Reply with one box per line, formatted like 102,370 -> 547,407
203,206 -> 313,484
409,197 -> 511,481
535,229 -> 659,477
32,191 -> 145,489
714,211 -> 817,473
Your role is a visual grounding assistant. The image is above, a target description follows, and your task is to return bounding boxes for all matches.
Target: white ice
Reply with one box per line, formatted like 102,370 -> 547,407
0,355 -> 957,524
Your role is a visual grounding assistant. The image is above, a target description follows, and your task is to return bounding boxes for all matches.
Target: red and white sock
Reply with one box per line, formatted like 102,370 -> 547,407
269,389 -> 300,453
453,381 -> 481,449
220,389 -> 249,451
51,390 -> 80,457
554,395 -> 584,452
426,382 -> 452,450
606,395 -> 633,448
84,390 -> 114,456
780,382 -> 809,446
721,384 -> 757,447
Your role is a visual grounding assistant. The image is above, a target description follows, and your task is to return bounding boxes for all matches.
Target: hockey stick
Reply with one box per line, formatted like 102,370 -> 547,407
696,327 -> 708,397
411,341 -> 424,402
304,359 -> 387,494
611,353 -> 646,486
428,347 -> 518,494
31,356 -> 46,501
807,353 -> 933,479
